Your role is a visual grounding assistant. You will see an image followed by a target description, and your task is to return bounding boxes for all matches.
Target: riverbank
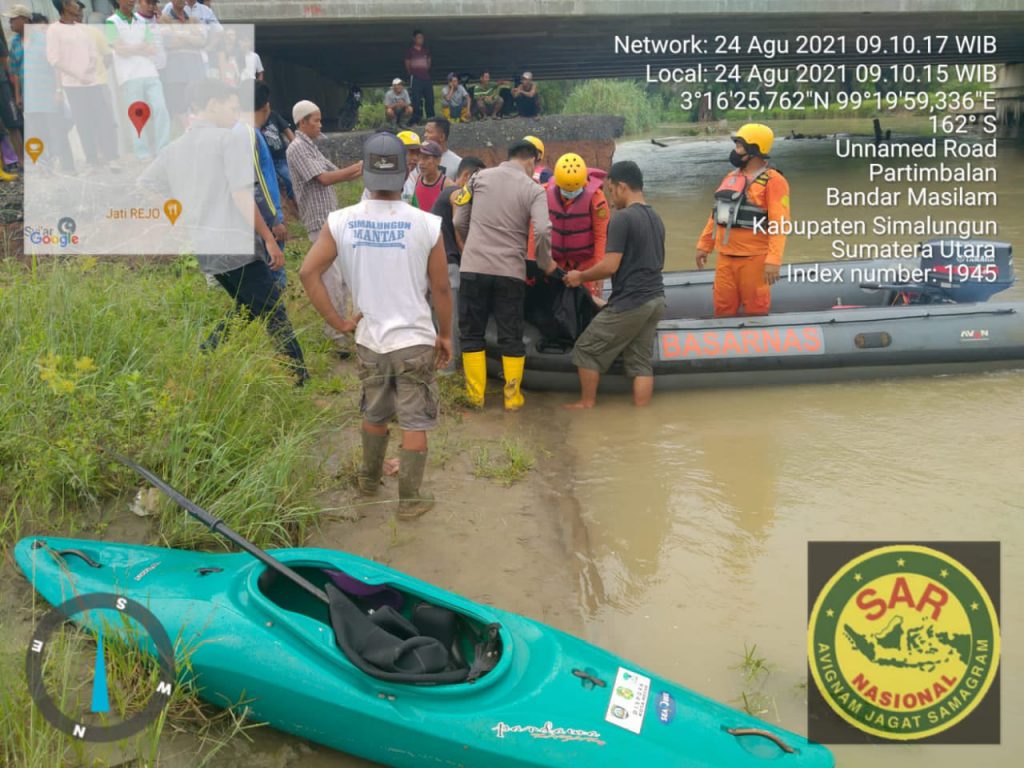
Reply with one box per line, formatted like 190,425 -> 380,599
0,252 -> 599,766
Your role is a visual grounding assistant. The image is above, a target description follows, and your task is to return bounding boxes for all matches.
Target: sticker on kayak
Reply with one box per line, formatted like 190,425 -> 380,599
605,667 -> 651,735
658,326 -> 825,361
656,691 -> 676,725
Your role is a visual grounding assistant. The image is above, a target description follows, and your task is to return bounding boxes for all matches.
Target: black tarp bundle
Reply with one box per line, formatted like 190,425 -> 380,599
524,262 -> 601,353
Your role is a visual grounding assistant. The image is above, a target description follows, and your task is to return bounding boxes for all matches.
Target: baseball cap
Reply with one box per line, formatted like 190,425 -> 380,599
4,4 -> 32,18
419,140 -> 443,158
507,139 -> 540,159
392,78 -> 403,86
363,132 -> 407,192
292,100 -> 320,124
522,71 -> 533,80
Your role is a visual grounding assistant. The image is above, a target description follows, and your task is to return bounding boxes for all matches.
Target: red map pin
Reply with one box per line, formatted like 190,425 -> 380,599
128,101 -> 151,138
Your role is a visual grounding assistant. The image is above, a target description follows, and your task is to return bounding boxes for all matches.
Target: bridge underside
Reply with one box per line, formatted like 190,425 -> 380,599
257,12 -> 1024,87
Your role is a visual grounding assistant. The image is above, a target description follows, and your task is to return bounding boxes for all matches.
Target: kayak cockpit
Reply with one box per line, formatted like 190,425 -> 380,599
256,564 -> 503,686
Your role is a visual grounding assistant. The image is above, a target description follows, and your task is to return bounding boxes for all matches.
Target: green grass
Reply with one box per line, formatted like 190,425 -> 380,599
0,258 -> 336,552
732,643 -> 779,719
0,610 -> 255,767
472,437 -> 535,486
562,79 -> 662,135
334,180 -> 365,209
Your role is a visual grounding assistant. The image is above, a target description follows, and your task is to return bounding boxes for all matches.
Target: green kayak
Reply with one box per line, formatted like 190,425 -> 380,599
13,459 -> 834,767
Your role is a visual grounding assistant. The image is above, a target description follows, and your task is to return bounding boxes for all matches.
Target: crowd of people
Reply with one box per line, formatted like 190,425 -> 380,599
286,119 -> 786,516
0,0 -> 265,179
4,5 -> 788,519
278,113 -> 675,516
384,30 -> 541,128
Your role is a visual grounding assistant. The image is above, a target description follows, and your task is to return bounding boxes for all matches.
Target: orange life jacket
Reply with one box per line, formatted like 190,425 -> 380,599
547,169 -> 607,267
713,168 -> 777,243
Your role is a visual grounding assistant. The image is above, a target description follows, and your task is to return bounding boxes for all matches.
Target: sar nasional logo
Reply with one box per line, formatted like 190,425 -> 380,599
808,544 -> 999,741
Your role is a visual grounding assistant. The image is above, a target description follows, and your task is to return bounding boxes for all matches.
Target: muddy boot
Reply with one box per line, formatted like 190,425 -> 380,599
357,430 -> 389,495
502,356 -> 525,411
397,448 -> 434,519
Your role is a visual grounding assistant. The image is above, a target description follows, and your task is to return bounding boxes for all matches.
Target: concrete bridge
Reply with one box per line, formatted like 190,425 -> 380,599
214,0 -> 1024,86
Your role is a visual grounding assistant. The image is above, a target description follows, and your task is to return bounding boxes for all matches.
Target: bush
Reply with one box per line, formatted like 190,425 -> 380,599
355,100 -> 386,131
562,79 -> 661,135
0,259 -> 333,551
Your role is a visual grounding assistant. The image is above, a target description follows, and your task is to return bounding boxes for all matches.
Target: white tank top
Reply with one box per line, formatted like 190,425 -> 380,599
328,199 -> 442,354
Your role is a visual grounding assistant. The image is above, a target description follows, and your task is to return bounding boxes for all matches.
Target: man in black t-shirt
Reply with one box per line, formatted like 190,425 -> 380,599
564,160 -> 666,408
432,155 -> 486,371
261,108 -> 295,199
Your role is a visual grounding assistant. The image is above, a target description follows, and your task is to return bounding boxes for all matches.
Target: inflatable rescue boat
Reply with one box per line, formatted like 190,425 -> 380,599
487,239 -> 1024,391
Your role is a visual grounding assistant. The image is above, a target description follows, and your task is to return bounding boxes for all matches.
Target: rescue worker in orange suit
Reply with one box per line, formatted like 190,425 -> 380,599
544,153 -> 610,298
695,123 -> 790,316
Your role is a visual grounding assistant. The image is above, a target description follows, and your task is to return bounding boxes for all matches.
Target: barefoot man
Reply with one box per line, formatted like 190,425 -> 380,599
563,161 -> 666,409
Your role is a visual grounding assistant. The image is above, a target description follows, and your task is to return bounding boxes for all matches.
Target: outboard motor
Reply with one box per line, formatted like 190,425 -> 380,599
919,239 -> 1014,303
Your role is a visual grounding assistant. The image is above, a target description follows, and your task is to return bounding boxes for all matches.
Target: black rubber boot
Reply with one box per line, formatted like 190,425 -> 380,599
357,431 -> 389,495
397,448 -> 434,519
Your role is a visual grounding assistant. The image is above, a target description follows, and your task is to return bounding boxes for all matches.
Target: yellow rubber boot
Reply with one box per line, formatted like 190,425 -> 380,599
0,168 -> 17,183
502,356 -> 526,411
461,351 -> 487,408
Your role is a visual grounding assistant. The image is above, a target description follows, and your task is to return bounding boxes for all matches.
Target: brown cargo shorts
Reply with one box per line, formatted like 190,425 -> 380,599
355,344 -> 439,431
571,297 -> 666,377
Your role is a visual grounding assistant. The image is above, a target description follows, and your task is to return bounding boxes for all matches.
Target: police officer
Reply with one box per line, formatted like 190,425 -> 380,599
695,124 -> 790,317
453,139 -> 555,410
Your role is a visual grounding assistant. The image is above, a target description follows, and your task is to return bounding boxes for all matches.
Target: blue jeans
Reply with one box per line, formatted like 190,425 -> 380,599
273,240 -> 287,289
274,156 -> 294,199
121,77 -> 170,160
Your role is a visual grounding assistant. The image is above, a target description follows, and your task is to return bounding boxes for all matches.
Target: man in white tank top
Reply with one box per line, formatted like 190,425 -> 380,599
300,133 -> 453,519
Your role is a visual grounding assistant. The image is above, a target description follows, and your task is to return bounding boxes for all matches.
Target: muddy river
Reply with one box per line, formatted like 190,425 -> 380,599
566,134 -> 1023,766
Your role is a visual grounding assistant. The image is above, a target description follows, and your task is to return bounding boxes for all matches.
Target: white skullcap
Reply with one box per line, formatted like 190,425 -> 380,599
292,100 -> 320,124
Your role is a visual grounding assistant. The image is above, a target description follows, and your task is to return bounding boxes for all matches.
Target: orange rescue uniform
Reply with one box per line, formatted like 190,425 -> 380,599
697,168 -> 790,317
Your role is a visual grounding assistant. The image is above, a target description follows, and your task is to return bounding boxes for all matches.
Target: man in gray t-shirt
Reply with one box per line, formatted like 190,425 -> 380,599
140,80 -> 307,382
384,78 -> 412,127
564,160 -> 666,409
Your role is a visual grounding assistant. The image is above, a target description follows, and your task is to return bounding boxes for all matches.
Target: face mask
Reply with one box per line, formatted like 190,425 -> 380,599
561,187 -> 585,200
729,150 -> 750,168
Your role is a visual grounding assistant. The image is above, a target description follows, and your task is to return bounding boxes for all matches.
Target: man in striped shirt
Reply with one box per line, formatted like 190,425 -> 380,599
286,98 -> 362,355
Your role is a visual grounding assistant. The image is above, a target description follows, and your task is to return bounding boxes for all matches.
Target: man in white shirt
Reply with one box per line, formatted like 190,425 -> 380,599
107,0 -> 170,159
300,132 -> 453,520
161,0 -> 218,25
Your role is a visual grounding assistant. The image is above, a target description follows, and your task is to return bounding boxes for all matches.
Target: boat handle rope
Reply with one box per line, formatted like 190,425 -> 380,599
725,727 -> 796,754
32,540 -> 102,569
572,669 -> 607,688
659,306 -> 1015,333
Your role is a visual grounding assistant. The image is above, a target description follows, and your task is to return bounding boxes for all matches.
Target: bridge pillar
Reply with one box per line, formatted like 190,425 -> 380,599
995,63 -> 1024,140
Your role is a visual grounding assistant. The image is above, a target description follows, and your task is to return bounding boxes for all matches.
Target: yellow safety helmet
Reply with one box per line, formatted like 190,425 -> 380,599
397,130 -> 421,148
731,123 -> 773,156
523,135 -> 545,157
553,153 -> 588,193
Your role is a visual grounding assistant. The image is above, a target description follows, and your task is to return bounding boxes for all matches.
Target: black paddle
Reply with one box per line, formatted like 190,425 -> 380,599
106,451 -> 330,605
108,451 -> 493,685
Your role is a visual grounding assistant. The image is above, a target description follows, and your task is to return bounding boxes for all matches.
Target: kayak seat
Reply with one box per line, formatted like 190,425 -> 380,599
327,583 -> 471,685
322,568 -> 405,611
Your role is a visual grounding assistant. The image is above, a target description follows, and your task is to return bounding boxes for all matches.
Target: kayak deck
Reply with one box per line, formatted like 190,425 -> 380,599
15,536 -> 834,767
